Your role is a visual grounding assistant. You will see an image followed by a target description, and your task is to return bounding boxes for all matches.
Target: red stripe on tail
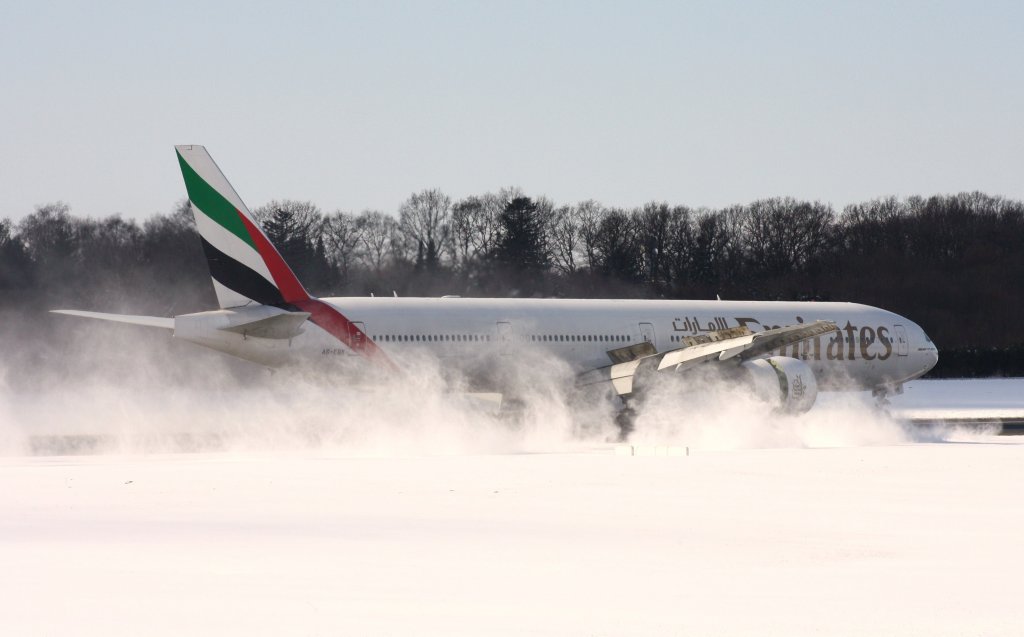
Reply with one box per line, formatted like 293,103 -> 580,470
238,213 -> 310,304
293,299 -> 398,371
237,212 -> 395,370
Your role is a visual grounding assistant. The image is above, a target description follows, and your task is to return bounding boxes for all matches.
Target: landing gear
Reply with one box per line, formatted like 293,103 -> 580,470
613,397 -> 637,441
872,383 -> 903,407
872,387 -> 891,407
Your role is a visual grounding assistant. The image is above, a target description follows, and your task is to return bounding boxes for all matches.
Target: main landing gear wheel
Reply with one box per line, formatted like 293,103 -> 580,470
614,401 -> 637,442
872,383 -> 902,408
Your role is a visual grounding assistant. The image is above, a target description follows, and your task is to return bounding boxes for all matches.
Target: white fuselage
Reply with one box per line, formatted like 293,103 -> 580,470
175,297 -> 938,392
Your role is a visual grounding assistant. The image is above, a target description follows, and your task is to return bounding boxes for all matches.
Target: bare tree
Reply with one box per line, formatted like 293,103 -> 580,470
635,202 -> 690,291
354,210 -> 399,273
252,200 -> 323,246
322,211 -> 363,280
398,189 -> 452,269
574,200 -> 605,272
548,204 -> 582,275
450,194 -> 502,271
689,206 -> 745,293
744,197 -> 834,275
0,218 -> 31,292
251,199 -> 328,290
593,208 -> 641,281
18,202 -> 75,263
840,196 -> 907,257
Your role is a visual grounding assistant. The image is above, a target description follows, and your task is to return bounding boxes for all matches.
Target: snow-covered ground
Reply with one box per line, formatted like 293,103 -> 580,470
2,379 -> 1023,635
887,377 -> 1024,420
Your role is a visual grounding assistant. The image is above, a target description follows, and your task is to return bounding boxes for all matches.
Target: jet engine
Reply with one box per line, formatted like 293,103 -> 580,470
740,357 -> 818,414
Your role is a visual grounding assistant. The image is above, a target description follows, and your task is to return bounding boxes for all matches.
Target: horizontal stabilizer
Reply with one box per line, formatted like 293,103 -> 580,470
218,311 -> 310,339
51,310 -> 175,330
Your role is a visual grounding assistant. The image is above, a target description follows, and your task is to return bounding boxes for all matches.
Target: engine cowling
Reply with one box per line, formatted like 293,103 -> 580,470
740,357 -> 818,414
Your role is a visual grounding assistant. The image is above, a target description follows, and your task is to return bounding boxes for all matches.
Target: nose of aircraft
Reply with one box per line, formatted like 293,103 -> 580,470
914,324 -> 939,375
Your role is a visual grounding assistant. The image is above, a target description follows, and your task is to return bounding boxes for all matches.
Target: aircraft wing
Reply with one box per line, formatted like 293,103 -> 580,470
734,320 -> 839,362
577,320 -> 837,396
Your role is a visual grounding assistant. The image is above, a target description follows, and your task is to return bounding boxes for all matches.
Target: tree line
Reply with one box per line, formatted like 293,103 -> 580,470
3,189 -> 1023,377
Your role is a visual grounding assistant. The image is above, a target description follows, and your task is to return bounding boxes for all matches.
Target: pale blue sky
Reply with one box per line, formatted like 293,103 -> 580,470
2,0 -> 1022,220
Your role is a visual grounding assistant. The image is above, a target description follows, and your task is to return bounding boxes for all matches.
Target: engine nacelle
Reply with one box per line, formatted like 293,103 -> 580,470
740,357 -> 818,414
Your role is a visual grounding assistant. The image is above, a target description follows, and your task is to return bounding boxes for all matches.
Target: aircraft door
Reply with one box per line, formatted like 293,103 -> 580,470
893,324 -> 909,357
639,322 -> 656,346
496,321 -> 512,354
349,321 -> 367,352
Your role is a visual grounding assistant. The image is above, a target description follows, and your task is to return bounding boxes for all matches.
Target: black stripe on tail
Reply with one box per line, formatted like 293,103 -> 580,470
200,237 -> 285,307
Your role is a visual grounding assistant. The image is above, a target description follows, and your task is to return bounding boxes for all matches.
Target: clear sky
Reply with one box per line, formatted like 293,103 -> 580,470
2,0 -> 1022,220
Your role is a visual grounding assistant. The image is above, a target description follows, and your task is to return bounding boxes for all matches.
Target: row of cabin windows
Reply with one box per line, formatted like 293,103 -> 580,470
372,334 -> 632,344
375,332 -> 889,348
531,334 -> 629,343
375,334 -> 491,343
374,333 -> 876,346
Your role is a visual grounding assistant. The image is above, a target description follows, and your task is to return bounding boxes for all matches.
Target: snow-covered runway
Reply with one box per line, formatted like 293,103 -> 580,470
3,439 -> 1022,636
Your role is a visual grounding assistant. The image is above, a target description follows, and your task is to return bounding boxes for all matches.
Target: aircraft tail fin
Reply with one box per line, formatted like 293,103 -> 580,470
174,145 -> 310,309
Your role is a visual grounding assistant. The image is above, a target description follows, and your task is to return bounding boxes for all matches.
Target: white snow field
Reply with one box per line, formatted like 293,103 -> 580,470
887,377 -> 1024,421
2,379 -> 1023,636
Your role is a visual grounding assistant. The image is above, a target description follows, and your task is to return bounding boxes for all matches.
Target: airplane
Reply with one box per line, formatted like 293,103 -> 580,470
53,145 -> 939,434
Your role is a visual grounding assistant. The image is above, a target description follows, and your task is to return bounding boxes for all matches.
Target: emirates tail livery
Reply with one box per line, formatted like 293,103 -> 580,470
54,146 -> 938,428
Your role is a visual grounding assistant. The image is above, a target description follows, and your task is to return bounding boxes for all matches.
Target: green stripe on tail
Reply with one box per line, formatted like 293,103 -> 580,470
176,150 -> 256,250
